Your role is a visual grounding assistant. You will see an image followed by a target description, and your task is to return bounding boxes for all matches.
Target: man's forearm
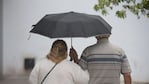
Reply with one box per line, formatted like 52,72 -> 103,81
123,73 -> 131,84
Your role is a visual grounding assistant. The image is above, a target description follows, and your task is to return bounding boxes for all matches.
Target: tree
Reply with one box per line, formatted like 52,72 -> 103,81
94,0 -> 149,19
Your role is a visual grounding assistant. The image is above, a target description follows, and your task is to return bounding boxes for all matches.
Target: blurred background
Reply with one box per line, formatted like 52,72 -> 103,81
0,0 -> 149,84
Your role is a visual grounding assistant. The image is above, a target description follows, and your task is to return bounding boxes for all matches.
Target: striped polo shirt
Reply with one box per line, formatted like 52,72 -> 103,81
79,38 -> 131,84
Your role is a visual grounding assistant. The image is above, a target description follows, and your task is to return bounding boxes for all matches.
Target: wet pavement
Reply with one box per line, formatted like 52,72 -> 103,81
0,77 -> 149,84
0,75 -> 29,84
0,78 -> 29,84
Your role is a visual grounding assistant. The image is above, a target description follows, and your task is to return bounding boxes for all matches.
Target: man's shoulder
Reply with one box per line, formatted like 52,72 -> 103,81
110,43 -> 122,49
84,44 -> 97,50
109,43 -> 125,55
110,43 -> 124,50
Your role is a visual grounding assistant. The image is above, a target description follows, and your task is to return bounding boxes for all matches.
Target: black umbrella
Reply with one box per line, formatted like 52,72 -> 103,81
30,11 -> 112,39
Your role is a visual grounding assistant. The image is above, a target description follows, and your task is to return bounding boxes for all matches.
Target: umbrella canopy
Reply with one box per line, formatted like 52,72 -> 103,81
30,11 -> 112,38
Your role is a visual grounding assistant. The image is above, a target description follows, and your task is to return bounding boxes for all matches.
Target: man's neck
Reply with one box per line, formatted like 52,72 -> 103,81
97,38 -> 109,44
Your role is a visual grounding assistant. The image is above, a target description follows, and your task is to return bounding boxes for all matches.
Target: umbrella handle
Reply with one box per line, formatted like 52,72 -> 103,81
70,37 -> 73,61
71,38 -> 73,48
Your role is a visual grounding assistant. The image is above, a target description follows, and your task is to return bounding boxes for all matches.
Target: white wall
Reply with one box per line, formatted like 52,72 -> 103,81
3,0 -> 149,82
0,0 -> 3,79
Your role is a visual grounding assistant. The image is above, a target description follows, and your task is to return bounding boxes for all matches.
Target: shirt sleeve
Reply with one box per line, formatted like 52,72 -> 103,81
79,50 -> 88,70
29,64 -> 39,84
121,54 -> 131,74
71,63 -> 89,84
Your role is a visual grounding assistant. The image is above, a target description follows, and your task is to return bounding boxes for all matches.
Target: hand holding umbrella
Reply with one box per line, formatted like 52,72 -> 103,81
69,47 -> 79,63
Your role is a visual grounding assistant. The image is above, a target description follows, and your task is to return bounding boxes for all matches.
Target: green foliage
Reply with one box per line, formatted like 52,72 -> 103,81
94,0 -> 149,19
116,10 -> 126,19
102,9 -> 108,15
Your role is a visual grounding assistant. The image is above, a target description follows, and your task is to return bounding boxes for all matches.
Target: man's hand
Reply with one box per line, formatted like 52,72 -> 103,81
69,47 -> 79,64
123,73 -> 131,84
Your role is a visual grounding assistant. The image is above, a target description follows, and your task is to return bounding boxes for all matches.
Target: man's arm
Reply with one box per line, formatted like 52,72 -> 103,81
123,73 -> 132,84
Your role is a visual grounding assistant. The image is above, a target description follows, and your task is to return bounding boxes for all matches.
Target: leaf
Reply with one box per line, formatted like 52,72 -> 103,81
123,5 -> 129,9
147,13 -> 149,18
126,0 -> 131,3
105,0 -> 110,7
116,10 -> 126,18
102,9 -> 107,15
94,4 -> 100,11
112,0 -> 119,5
110,6 -> 113,9
136,3 -> 143,9
143,0 -> 149,10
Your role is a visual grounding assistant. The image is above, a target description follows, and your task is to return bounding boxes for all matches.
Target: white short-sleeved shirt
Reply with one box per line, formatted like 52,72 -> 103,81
29,58 -> 89,84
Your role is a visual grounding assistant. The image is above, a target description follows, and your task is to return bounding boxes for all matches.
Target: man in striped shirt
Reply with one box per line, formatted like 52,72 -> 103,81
69,34 -> 131,84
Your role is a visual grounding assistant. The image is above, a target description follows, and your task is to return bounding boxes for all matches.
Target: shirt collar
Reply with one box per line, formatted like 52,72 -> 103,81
97,38 -> 109,44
